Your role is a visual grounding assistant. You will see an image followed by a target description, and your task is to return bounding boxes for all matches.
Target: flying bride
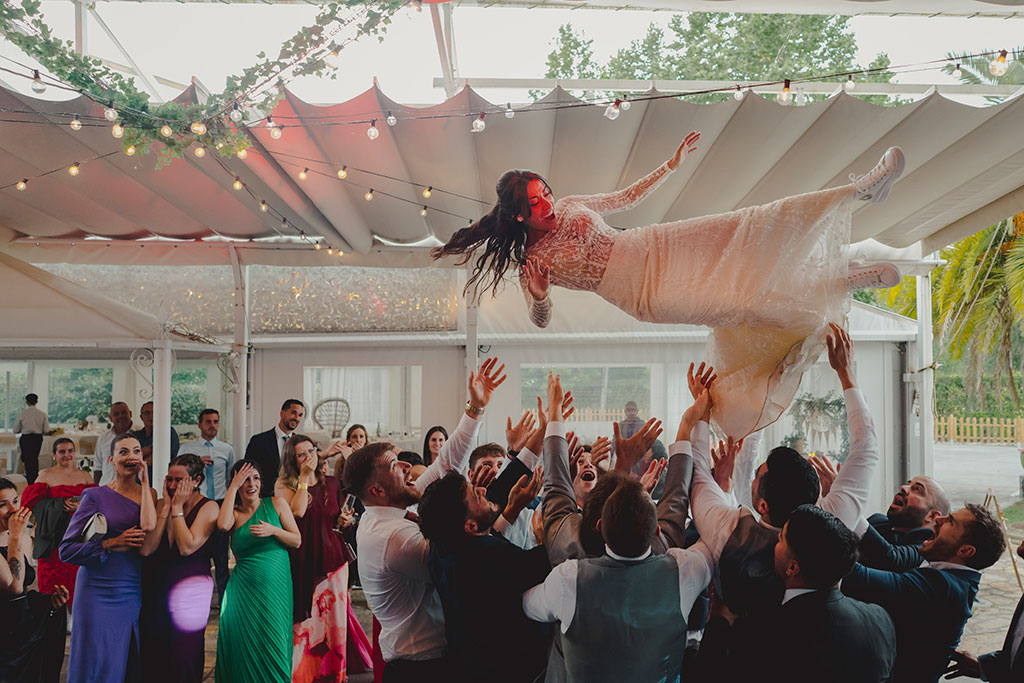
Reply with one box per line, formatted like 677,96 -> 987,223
431,132 -> 905,437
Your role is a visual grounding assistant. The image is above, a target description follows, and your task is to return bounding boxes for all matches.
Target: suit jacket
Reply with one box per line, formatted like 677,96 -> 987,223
699,588 -> 896,683
979,593 -> 1024,683
244,428 -> 284,497
842,561 -> 980,683
857,523 -> 926,572
428,533 -> 551,683
867,513 -> 935,547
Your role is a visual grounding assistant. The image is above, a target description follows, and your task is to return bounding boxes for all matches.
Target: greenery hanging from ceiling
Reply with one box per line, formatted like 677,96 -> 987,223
0,0 -> 406,166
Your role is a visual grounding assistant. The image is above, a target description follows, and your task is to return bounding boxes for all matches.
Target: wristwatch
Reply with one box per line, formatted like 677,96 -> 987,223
465,402 -> 485,417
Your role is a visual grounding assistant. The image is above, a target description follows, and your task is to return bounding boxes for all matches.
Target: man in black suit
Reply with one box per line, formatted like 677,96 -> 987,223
419,469 -> 551,683
244,398 -> 304,497
945,537 -> 1024,682
699,504 -> 896,682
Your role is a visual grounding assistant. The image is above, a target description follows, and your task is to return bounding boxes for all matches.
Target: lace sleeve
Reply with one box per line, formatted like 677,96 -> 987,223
558,161 -> 674,217
520,272 -> 551,328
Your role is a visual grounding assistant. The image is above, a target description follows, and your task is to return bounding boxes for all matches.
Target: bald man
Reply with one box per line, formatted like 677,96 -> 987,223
858,476 -> 952,571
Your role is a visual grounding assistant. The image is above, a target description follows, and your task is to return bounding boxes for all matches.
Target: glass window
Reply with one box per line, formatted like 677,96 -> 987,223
172,367 -> 209,427
47,368 -> 114,426
0,364 -> 28,430
521,364 -> 653,432
303,366 -> 422,439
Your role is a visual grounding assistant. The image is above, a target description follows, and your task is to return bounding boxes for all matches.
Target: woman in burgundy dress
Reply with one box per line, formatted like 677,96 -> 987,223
276,435 -> 371,682
21,437 -> 95,609
140,453 -> 220,682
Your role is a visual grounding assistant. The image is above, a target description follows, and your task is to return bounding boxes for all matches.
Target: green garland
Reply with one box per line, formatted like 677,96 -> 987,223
0,0 -> 405,167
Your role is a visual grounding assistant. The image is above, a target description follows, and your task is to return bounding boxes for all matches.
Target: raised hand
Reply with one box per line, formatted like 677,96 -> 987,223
590,436 -> 612,468
687,362 -> 717,400
506,410 -> 537,452
809,456 -> 840,499
826,322 -> 856,389
639,458 -> 668,494
667,130 -> 701,171
103,526 -> 147,551
522,258 -> 550,301
229,462 -> 256,492
506,466 -> 544,518
614,417 -> 664,474
7,506 -> 30,540
326,440 -> 354,459
470,463 -> 498,490
677,387 -> 713,442
711,438 -> 742,493
468,357 -> 507,410
943,650 -> 981,678
546,372 -> 565,423
171,477 -> 195,510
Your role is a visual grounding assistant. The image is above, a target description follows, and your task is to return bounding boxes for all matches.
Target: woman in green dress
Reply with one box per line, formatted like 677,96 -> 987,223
215,461 -> 301,683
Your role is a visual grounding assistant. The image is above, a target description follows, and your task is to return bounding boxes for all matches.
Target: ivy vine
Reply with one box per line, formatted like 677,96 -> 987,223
0,0 -> 406,167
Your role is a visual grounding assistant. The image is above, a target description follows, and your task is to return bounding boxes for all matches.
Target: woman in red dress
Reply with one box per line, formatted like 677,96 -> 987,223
21,437 -> 95,607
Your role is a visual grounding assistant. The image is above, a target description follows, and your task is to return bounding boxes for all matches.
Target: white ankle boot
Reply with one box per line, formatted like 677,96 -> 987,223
847,261 -> 902,291
851,147 -> 905,203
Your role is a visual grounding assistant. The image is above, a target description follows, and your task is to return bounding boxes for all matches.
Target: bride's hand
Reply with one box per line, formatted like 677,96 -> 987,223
523,258 -> 550,301
668,131 -> 701,171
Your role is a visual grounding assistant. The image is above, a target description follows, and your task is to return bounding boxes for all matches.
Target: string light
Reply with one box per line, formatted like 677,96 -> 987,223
233,177 -> 243,190
952,64 -> 963,79
794,88 -> 808,106
844,75 -> 856,92
779,79 -> 792,105
505,103 -> 515,119
68,162 -> 80,176
990,50 -> 1010,77
420,205 -> 427,216
364,188 -> 374,201
314,242 -> 321,250
70,115 -> 82,131
620,99 -> 631,111
472,113 -> 486,133
367,120 -> 379,140
298,168 -> 309,180
237,148 -> 248,159
337,165 -> 348,179
194,146 -> 206,158
104,106 -> 118,122
112,123 -> 124,138
604,100 -> 620,120
327,247 -> 334,255
160,124 -> 173,137
30,70 -> 46,94
422,186 -> 432,198
229,104 -> 243,123
734,86 -> 745,101
259,200 -> 268,212
125,145 -> 136,156
266,116 -> 277,130
386,111 -> 397,127
270,125 -> 283,140
191,121 -> 207,135
16,179 -> 27,191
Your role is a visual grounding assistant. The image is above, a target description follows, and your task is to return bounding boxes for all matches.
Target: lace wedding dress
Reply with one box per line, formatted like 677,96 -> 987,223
520,162 -> 852,438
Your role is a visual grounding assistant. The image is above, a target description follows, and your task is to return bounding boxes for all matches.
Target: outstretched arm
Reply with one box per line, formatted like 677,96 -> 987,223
520,261 -> 551,328
558,132 -> 700,217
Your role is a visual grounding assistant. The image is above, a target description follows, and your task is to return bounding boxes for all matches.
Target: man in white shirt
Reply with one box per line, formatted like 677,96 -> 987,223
93,401 -> 134,486
14,393 -> 48,484
341,357 -> 505,683
178,407 -> 235,600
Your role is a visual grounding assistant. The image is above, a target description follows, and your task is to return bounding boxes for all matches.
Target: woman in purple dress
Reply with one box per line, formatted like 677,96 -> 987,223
141,453 -> 220,682
60,433 -> 157,683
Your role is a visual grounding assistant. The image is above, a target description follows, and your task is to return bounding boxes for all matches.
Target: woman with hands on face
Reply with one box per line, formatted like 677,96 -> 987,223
59,433 -> 157,683
215,460 -> 300,683
139,453 -> 220,683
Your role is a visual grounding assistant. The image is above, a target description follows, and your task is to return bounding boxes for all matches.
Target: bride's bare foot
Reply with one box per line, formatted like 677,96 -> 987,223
847,261 -> 902,291
851,147 -> 905,202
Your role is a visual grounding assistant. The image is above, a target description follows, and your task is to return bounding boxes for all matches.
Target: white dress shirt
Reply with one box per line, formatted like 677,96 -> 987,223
781,587 -> 819,605
179,437 -> 235,500
356,412 -> 480,663
522,543 -> 714,632
14,406 -> 48,435
690,387 -> 879,560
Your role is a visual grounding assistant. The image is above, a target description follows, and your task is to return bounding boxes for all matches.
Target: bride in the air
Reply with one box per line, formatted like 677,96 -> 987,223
432,131 -> 905,437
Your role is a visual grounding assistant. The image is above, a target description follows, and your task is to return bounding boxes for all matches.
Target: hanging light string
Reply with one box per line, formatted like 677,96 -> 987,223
0,150 -> 119,191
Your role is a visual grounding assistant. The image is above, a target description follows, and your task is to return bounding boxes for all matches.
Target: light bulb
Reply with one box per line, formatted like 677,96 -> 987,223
266,116 -> 276,129
844,76 -> 855,92
31,70 -> 46,94
191,121 -> 207,135
367,121 -> 379,140
604,103 -> 620,120
620,99 -> 631,111
229,105 -> 243,123
422,186 -> 432,198
952,64 -> 963,79
104,106 -> 118,122
314,242 -> 321,250
420,206 -> 428,216
734,86 -> 745,101
194,146 -> 206,158
990,50 -> 1010,77
125,145 -> 136,156
160,125 -> 173,137
16,179 -> 27,191
68,162 -> 80,176
472,113 -> 486,133
778,79 -> 792,105
270,125 -> 283,140
505,103 -> 515,119
70,115 -> 82,131
365,189 -> 374,201
112,123 -> 124,139
327,247 -> 333,255
298,168 -> 308,180
386,111 -> 397,127
259,200 -> 268,212
337,166 -> 347,179
233,177 -> 243,191
237,148 -> 248,159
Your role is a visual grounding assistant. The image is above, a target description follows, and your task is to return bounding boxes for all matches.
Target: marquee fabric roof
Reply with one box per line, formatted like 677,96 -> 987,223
2,81 -> 1023,266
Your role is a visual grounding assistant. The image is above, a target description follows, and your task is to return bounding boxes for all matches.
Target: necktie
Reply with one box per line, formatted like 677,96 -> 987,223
404,510 -> 420,524
205,442 -> 215,498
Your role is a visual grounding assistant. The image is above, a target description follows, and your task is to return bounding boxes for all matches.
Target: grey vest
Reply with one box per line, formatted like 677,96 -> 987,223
714,509 -> 784,615
563,553 -> 685,683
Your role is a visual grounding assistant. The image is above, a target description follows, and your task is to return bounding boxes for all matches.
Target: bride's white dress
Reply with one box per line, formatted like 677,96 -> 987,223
520,161 -> 852,438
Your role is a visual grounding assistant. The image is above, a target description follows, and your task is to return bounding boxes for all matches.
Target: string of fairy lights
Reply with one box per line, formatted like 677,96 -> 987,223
0,48 -> 1019,255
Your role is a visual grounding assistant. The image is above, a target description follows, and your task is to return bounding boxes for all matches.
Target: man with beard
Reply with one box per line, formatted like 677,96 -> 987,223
342,358 -> 505,683
841,503 -> 1006,683
418,469 -> 549,683
244,398 -> 304,497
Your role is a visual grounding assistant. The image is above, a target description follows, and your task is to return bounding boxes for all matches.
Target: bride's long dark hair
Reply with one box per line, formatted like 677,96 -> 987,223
431,169 -> 550,299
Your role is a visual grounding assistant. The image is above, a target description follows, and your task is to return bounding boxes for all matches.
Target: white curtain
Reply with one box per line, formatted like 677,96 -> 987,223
303,366 -> 414,434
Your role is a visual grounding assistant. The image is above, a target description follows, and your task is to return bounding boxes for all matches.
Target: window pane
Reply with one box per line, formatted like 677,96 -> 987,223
172,368 -> 208,426
303,366 -> 422,438
521,365 -> 651,425
48,368 -> 114,425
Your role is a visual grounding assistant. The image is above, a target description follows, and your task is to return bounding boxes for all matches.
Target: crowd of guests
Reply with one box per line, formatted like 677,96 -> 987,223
2,326 -> 1023,682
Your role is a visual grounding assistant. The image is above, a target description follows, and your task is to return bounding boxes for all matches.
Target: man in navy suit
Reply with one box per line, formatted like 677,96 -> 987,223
244,398 -> 304,497
945,537 -> 1024,681
842,503 -> 1007,683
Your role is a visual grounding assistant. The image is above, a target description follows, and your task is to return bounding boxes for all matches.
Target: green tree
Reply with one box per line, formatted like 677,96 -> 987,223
48,368 -> 114,424
172,368 -> 208,426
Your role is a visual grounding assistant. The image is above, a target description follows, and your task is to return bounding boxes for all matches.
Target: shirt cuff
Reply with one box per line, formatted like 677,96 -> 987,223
694,421 -> 711,444
853,517 -> 871,538
518,447 -> 539,471
668,441 -> 692,457
545,421 -> 566,440
494,513 -> 512,534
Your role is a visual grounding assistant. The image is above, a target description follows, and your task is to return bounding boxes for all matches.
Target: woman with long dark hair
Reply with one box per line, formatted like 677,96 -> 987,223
433,133 -> 905,437
422,426 -> 448,467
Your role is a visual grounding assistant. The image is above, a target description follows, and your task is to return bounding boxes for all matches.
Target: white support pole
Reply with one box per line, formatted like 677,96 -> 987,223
230,247 -> 249,458
914,270 -> 935,477
152,342 -> 173,485
74,0 -> 87,55
464,297 -> 479,436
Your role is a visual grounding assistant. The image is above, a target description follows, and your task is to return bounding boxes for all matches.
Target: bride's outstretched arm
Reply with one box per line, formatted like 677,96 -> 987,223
521,259 -> 552,328
559,131 -> 700,217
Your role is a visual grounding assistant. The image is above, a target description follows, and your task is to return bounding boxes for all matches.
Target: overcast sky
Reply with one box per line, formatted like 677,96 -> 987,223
1,3 -> 1022,105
